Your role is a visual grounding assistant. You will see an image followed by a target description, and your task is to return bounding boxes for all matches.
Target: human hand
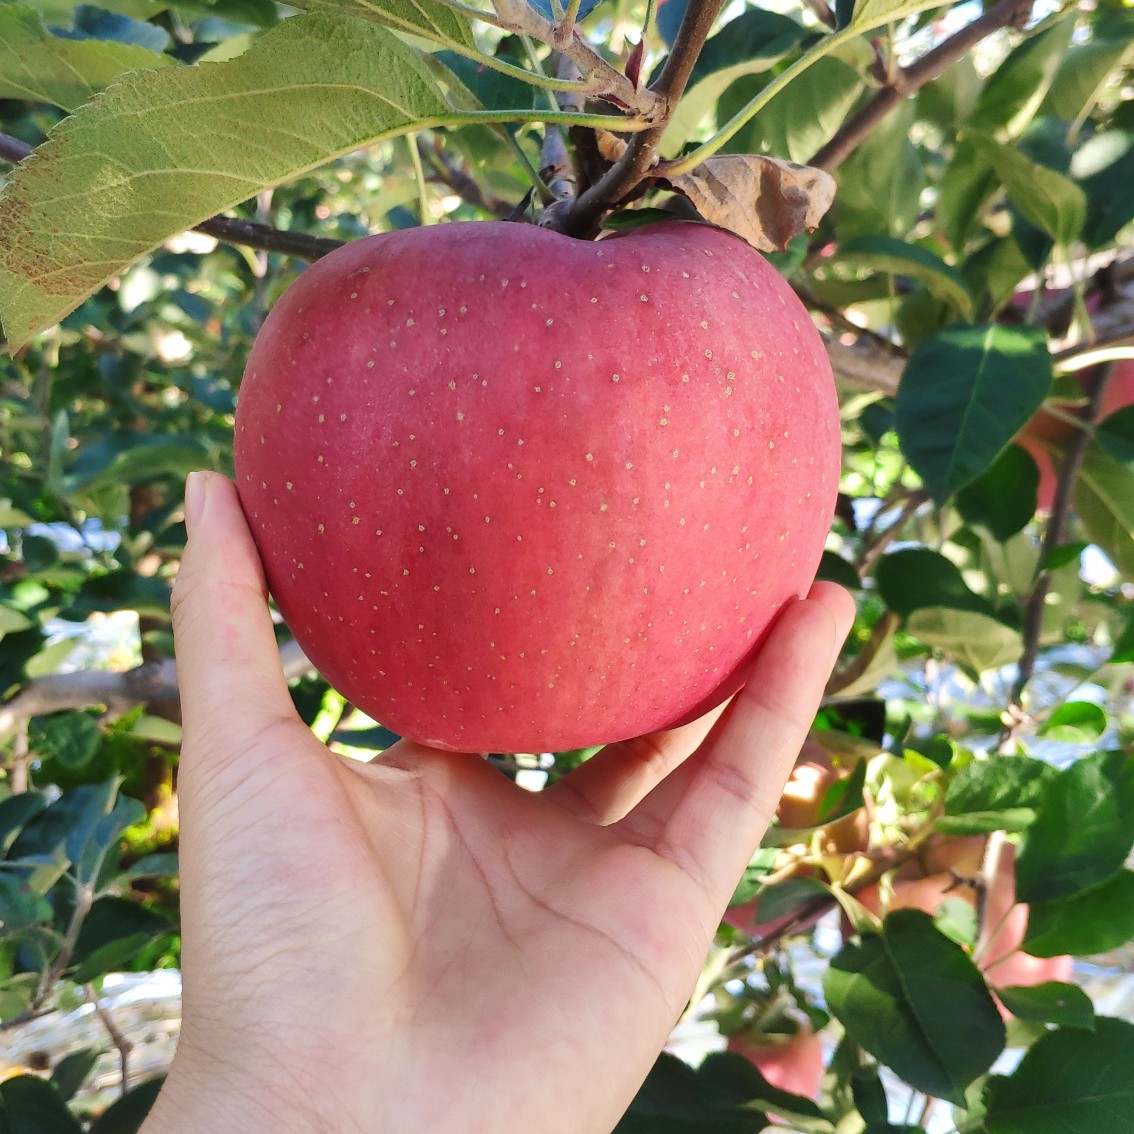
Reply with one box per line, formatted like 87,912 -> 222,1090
143,471 -> 853,1134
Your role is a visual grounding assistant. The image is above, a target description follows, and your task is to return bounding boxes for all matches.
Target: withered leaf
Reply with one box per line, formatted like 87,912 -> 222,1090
664,154 -> 836,252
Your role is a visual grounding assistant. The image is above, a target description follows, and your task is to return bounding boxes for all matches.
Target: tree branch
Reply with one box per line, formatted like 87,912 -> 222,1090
1005,361 -> 1116,725
0,132 -> 33,164
0,640 -> 313,740
809,0 -> 1034,170
555,0 -> 728,236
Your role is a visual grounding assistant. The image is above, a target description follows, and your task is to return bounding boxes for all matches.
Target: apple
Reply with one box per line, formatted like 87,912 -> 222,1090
1014,357 -> 1134,512
728,1028 -> 825,1101
234,220 -> 840,754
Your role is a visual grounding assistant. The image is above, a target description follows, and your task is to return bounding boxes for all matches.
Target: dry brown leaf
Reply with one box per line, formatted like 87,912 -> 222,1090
664,155 -> 837,253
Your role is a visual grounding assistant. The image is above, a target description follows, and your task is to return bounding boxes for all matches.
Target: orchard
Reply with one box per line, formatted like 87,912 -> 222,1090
1,0 -> 1133,1130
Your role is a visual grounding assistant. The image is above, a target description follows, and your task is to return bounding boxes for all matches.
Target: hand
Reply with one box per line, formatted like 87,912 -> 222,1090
144,471 -> 853,1134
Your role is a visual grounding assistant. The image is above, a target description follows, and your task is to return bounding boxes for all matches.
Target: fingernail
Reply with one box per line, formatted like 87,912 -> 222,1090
185,471 -> 207,535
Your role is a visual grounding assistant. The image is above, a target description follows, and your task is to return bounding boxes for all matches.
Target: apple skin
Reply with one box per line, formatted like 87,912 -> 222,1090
728,1029 -> 825,1101
234,220 -> 840,753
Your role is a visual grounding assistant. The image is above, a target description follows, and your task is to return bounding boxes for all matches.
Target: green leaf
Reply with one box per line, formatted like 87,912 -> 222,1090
433,49 -> 537,114
71,896 -> 171,981
0,1075 -> 83,1133
662,9 -> 807,153
738,57 -> 863,165
994,982 -> 1095,1030
1039,540 -> 1087,571
851,1066 -> 889,1125
970,18 -> 1075,138
984,1017 -> 1134,1132
944,753 -> 1056,826
0,792 -> 49,855
1076,441 -> 1134,580
1076,130 -> 1134,251
697,1053 -> 831,1132
816,551 -> 861,590
1045,40 -> 1134,123
0,2 -> 172,111
907,608 -> 1023,673
51,1050 -> 99,1103
1038,701 -> 1108,744
67,433 -> 212,491
847,0 -> 952,32
937,136 -> 1000,253
1016,750 -> 1134,905
0,604 -> 34,634
288,0 -> 475,48
0,873 -> 53,932
956,444 -> 1040,540
895,324 -> 1053,501
935,810 -> 1037,836
835,101 -> 924,240
28,712 -> 101,770
0,12 -> 453,351
875,548 -> 997,619
969,132 -> 1087,249
834,236 -> 975,319
88,1075 -> 164,1134
1024,870 -> 1134,957
1112,611 -> 1134,664
617,1052 -> 769,1132
823,909 -> 1006,1106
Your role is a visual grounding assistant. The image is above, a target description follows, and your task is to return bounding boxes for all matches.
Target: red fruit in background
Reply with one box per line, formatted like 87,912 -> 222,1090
234,221 -> 840,753
1015,357 -> 1134,512
728,1029 -> 825,1100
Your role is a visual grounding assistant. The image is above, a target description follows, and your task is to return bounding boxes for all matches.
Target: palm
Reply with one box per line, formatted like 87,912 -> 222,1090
179,727 -> 718,1131
162,473 -> 852,1134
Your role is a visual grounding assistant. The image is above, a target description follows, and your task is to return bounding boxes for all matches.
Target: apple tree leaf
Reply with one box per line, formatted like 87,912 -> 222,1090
286,0 -> 476,49
0,1 -> 172,111
984,1018 -> 1134,1133
0,13 -> 454,351
994,982 -> 1095,1030
823,909 -> 1005,1106
1024,869 -> 1134,958
1015,749 -> 1134,905
895,324 -> 1053,501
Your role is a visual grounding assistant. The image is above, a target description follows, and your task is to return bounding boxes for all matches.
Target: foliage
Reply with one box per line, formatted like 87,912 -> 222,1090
1,0 -> 1133,1129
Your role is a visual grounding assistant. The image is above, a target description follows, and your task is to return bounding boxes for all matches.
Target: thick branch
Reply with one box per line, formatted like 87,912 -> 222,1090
0,640 -> 312,739
810,0 -> 1034,170
557,0 -> 728,236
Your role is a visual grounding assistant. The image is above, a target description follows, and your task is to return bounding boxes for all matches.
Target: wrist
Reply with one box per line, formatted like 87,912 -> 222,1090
138,1052 -> 312,1134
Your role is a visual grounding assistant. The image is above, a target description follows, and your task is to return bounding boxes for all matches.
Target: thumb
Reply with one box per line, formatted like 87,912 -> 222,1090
172,472 -> 299,775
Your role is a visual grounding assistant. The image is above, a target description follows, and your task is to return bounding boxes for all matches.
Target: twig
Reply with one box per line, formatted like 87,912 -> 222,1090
86,983 -> 134,1097
193,216 -> 344,261
9,717 -> 30,795
417,138 -> 515,218
557,0 -> 728,236
0,132 -> 32,164
809,0 -> 1035,170
490,0 -> 666,119
1004,361 -> 1116,725
542,53 -> 585,203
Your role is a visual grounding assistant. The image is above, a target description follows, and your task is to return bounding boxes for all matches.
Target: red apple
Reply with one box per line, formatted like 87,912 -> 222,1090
1015,357 -> 1134,512
728,1029 -> 825,1101
234,220 -> 840,753
977,843 -> 1073,1017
